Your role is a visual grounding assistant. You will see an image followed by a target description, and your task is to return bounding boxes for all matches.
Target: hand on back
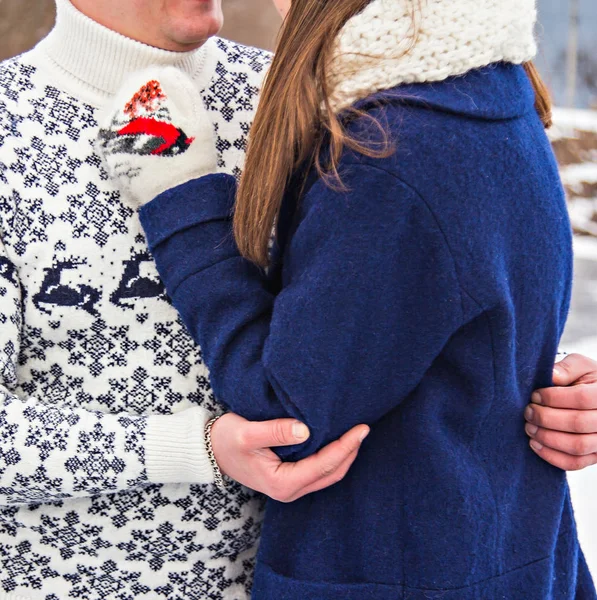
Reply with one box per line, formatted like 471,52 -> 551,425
526,354 -> 597,470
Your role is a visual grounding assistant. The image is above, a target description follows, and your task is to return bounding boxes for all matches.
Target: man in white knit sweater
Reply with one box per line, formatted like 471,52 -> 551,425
0,1 -> 369,598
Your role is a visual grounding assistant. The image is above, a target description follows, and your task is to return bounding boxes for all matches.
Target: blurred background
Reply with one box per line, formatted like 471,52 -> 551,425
1,0 -> 596,577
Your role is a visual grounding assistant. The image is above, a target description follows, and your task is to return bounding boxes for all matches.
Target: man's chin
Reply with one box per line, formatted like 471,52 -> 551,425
162,17 -> 224,52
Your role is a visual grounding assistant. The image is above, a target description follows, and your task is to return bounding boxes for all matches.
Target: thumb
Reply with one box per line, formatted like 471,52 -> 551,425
553,353 -> 597,386
241,419 -> 311,450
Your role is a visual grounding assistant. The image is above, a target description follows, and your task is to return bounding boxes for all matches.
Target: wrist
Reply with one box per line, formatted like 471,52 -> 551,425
204,415 -> 226,488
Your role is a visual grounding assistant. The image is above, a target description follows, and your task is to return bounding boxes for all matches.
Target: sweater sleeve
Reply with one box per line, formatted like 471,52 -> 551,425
139,165 -> 464,460
0,239 -> 215,507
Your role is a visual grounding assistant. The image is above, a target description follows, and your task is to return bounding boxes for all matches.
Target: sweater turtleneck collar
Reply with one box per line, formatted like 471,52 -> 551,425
38,0 -> 212,106
328,0 -> 538,113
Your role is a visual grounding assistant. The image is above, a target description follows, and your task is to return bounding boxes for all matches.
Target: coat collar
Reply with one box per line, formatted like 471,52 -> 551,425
351,63 -> 537,122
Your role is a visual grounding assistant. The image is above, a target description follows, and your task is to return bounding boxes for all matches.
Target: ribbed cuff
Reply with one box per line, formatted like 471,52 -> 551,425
146,407 -> 215,485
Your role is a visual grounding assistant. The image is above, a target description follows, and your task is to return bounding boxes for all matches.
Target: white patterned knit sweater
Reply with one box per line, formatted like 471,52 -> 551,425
0,1 -> 270,598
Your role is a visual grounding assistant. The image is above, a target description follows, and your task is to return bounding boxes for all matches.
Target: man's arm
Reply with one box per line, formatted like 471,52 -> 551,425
0,237 -> 219,506
525,354 -> 597,470
0,240 -> 367,505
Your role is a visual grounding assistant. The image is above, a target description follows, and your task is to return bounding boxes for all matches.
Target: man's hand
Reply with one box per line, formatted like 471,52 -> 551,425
211,413 -> 369,502
525,354 -> 597,470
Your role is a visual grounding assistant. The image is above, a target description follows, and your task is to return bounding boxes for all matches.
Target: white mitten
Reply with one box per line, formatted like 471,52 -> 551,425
97,67 -> 217,208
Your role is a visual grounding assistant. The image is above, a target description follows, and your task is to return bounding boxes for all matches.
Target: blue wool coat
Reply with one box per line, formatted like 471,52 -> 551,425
139,63 -> 596,599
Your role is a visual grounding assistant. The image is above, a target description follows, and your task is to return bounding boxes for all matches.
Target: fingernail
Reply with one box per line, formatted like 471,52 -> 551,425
553,366 -> 562,379
524,406 -> 534,421
531,392 -> 542,405
359,428 -> 370,442
292,422 -> 310,441
525,423 -> 538,436
530,440 -> 543,452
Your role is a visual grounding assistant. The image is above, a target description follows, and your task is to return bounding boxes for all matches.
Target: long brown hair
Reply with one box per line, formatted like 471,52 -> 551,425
234,0 -> 553,267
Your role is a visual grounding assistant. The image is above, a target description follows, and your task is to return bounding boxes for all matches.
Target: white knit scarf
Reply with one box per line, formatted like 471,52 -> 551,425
328,0 -> 538,113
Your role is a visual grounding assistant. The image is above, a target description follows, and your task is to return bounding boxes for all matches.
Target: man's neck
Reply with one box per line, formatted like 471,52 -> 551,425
68,0 -> 127,39
34,0 -> 213,107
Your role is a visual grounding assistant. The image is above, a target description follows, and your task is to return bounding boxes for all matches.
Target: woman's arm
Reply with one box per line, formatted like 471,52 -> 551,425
139,166 -> 464,460
100,67 -> 597,473
99,66 -> 462,461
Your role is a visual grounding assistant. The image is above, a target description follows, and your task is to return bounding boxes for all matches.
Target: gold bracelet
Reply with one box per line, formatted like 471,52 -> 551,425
204,415 -> 226,489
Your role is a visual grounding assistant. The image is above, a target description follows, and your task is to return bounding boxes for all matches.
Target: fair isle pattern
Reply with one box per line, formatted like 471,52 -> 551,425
207,39 -> 266,179
0,38 -> 270,600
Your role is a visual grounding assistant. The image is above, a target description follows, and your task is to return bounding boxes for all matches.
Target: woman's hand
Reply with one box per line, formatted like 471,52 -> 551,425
525,354 -> 597,470
98,67 -> 216,207
211,413 -> 370,502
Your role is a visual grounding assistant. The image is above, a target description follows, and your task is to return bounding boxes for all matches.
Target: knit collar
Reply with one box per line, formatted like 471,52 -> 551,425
328,0 -> 538,113
38,0 -> 212,106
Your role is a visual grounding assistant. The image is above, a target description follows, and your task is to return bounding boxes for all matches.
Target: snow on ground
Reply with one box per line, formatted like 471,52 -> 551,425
561,163 -> 597,188
551,108 -> 597,237
573,235 -> 597,261
569,466 -> 597,577
568,200 -> 597,237
550,107 -> 597,141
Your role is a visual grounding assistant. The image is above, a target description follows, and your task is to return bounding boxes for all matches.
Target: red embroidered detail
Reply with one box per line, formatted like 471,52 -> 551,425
117,117 -> 194,156
124,80 -> 165,118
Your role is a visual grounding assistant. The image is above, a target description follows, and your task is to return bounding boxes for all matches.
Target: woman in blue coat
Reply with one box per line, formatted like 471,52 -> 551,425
99,0 -> 596,597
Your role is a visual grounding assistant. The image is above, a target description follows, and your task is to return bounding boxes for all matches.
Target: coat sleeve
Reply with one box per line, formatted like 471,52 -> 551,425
140,164 -> 464,460
0,237 -> 216,507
